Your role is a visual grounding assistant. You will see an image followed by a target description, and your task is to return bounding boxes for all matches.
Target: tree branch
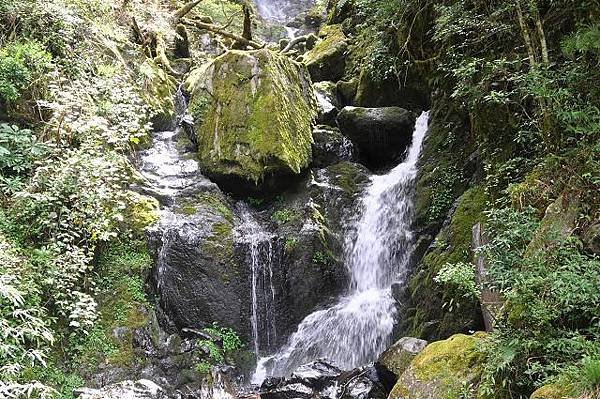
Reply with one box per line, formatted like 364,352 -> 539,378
173,0 -> 203,21
182,18 -> 264,49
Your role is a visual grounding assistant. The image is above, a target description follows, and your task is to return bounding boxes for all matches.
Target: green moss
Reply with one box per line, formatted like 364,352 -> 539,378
175,191 -> 233,222
127,192 -> 160,232
326,161 -> 369,194
303,24 -> 348,67
203,220 -> 234,267
529,383 -> 573,399
390,333 -> 487,399
402,186 -> 488,339
412,333 -> 486,381
271,208 -> 300,225
191,49 -> 316,184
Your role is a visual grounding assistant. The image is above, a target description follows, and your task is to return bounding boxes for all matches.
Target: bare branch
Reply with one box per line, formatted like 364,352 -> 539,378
182,18 -> 264,49
173,0 -> 203,21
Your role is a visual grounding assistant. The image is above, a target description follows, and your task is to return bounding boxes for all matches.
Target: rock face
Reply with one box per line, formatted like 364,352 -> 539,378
303,24 -> 348,82
147,190 -> 251,337
187,49 -> 317,195
375,337 -> 427,390
389,333 -> 486,399
269,161 -> 371,342
311,125 -> 356,168
336,106 -> 415,169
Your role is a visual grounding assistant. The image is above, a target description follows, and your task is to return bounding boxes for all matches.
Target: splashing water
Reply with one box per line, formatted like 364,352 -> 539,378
253,111 -> 429,381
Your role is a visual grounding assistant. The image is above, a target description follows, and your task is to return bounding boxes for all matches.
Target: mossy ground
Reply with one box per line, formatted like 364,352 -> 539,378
35,239 -> 152,397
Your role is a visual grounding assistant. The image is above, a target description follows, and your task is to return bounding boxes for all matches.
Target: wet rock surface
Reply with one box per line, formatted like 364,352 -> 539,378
311,125 -> 356,168
375,337 -> 428,390
255,360 -> 387,399
336,107 -> 416,169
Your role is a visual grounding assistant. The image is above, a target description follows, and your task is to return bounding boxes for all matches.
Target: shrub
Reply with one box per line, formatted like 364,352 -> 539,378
0,40 -> 52,103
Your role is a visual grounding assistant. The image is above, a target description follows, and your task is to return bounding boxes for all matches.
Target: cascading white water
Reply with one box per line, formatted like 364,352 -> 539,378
253,112 -> 429,382
234,206 -> 278,356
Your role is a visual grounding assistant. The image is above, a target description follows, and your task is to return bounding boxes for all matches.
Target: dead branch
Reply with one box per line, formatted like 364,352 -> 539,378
282,36 -> 307,53
182,18 -> 264,49
172,0 -> 203,21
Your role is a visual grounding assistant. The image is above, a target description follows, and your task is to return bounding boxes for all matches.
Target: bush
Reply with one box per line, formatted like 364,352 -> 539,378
0,40 -> 52,103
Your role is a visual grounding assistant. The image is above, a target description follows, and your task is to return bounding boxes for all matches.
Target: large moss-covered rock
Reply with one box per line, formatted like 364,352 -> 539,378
187,49 -> 316,195
336,106 -> 415,169
303,24 -> 348,82
529,383 -> 573,399
389,333 -> 486,399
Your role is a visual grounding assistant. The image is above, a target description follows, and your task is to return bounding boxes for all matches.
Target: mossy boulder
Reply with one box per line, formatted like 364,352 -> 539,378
389,333 -> 487,399
303,24 -> 348,82
126,192 -> 160,233
529,383 -> 573,399
187,49 -> 316,195
336,106 -> 415,169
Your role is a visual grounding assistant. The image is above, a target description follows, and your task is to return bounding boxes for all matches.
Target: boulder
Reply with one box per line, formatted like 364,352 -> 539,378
375,337 -> 427,389
311,125 -> 356,168
147,190 -> 250,338
529,383 -> 573,399
336,106 -> 415,169
583,222 -> 600,255
314,81 -> 340,125
187,49 -> 317,195
303,24 -> 348,82
389,333 -> 487,399
354,68 -> 429,110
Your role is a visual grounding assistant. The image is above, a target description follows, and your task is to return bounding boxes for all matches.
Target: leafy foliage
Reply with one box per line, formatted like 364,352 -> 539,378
195,323 -> 243,375
0,40 -> 52,103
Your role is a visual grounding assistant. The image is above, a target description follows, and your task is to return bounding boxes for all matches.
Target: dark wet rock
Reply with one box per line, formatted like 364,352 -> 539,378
268,161 -> 370,342
311,125 -> 356,168
375,337 -> 428,390
336,106 -> 416,169
258,361 -> 386,399
336,78 -> 358,107
74,379 -> 165,399
147,191 -> 251,339
354,68 -> 430,110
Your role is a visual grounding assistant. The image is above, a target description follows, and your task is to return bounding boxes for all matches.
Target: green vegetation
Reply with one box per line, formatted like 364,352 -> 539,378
271,208 -> 300,225
194,323 -> 243,376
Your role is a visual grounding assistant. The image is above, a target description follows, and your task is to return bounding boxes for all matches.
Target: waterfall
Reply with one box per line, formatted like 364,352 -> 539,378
234,206 -> 279,356
253,111 -> 429,381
